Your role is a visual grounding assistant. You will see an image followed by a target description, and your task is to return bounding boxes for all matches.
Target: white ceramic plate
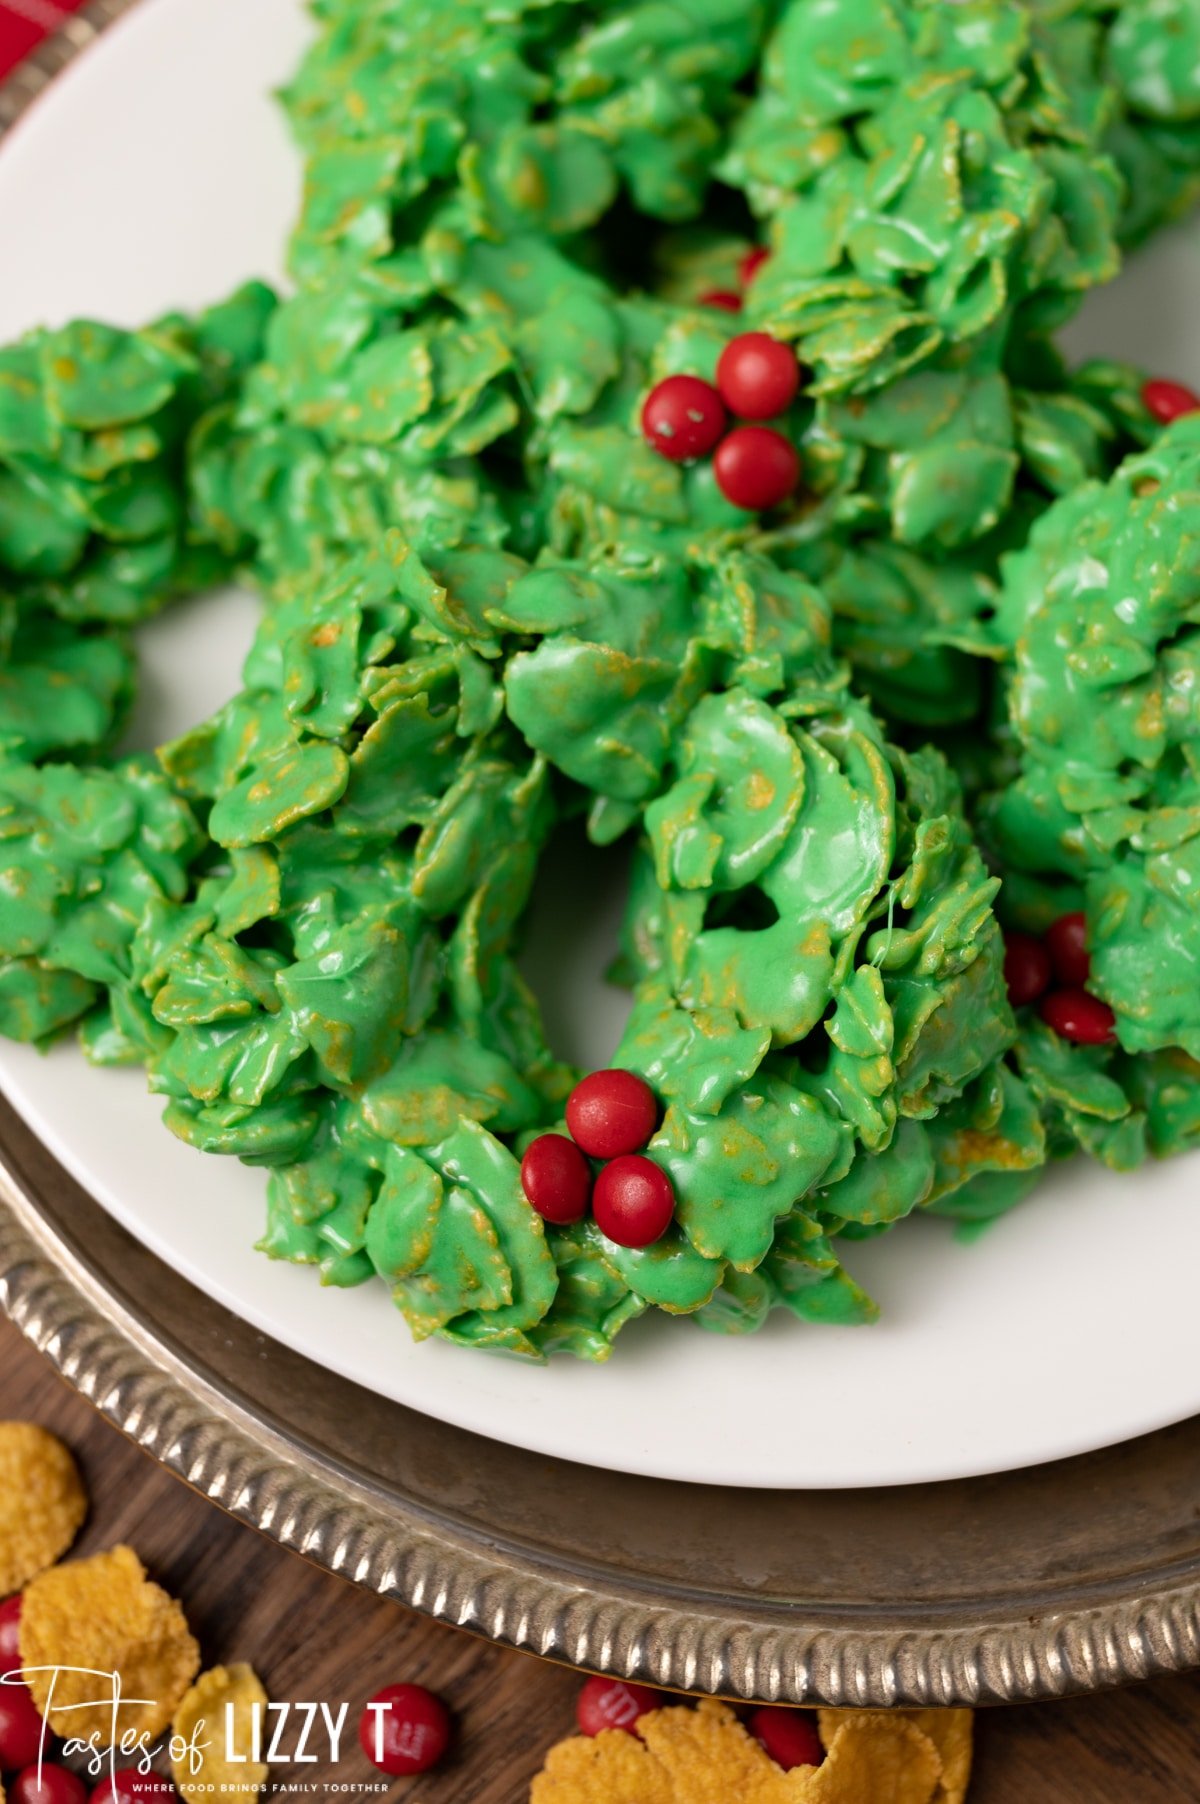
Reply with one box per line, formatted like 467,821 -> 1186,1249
1,0 -> 1199,1490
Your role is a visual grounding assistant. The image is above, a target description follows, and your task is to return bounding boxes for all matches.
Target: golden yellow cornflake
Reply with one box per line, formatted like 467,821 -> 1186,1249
817,1707 -> 973,1804
803,1713 -> 942,1804
172,1663 -> 269,1804
529,1727 -> 672,1804
529,1698 -> 968,1804
899,1710 -> 973,1804
528,1703 -> 780,1804
639,1700 -> 786,1803
0,1422 -> 86,1594
21,1545 -> 199,1740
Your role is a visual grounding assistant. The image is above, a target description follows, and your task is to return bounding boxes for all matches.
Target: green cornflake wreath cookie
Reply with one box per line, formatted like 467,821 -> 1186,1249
2,0 -> 1200,1358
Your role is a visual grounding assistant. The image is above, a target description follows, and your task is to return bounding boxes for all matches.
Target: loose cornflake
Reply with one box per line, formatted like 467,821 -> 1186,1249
638,1699 -> 788,1801
0,1421 -> 86,1594
172,1663 -> 269,1804
530,1699 -> 971,1803
818,1709 -> 973,1804
530,1725 -> 672,1804
800,1713 -> 943,1803
21,1544 -> 199,1740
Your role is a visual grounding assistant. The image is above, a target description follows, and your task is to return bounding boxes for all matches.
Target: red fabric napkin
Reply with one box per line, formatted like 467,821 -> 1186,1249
0,0 -> 91,83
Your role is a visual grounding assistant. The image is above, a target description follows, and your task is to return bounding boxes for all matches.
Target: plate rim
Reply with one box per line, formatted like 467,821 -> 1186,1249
0,0 -> 133,132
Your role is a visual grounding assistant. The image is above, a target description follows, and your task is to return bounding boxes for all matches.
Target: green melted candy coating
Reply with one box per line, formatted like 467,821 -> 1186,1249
992,418 -> 1200,1068
2,0 -> 1200,1359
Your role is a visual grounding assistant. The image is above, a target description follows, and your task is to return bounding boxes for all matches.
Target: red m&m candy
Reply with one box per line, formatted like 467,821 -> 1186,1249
10,1771 -> 86,1804
714,425 -> 799,511
641,375 -> 726,462
716,333 -> 800,420
1040,988 -> 1116,1046
699,289 -> 743,313
566,1069 -> 657,1159
0,1677 -> 45,1771
1142,378 -> 1200,424
1003,931 -> 1052,1008
739,246 -> 771,288
520,1133 -> 592,1225
1045,911 -> 1090,987
576,1676 -> 660,1738
0,1594 -> 42,1776
0,1594 -> 22,1675
359,1684 -> 451,1777
747,1706 -> 824,1771
592,1156 -> 675,1249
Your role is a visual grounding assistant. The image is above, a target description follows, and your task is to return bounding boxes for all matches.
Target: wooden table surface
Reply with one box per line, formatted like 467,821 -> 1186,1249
2,1314 -> 1198,1803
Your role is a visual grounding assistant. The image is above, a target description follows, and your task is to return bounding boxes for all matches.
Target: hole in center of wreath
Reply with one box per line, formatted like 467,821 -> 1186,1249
591,185 -> 762,303
518,815 -> 635,1075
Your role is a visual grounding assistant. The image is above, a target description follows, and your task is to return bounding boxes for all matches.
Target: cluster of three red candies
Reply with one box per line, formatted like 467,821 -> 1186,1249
520,1070 -> 675,1249
1004,912 -> 1115,1045
641,248 -> 803,518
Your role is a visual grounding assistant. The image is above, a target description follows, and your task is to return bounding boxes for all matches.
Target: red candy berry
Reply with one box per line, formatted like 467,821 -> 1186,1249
359,1684 -> 451,1777
1142,377 -> 1200,424
714,425 -> 800,511
699,289 -> 743,313
10,1771 -> 85,1804
748,1707 -> 825,1771
1045,911 -> 1090,987
1003,931 -> 1053,1008
641,374 -> 727,462
0,1594 -> 21,1675
521,1133 -> 592,1225
566,1069 -> 658,1160
0,1679 -> 45,1771
592,1156 -> 675,1249
739,246 -> 771,287
89,1773 -> 176,1804
0,1599 -> 43,1776
716,333 -> 800,420
1040,988 -> 1116,1046
576,1677 -> 660,1739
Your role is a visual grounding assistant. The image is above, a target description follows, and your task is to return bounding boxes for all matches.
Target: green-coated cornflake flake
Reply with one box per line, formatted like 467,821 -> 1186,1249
528,1220 -> 645,1361
0,958 -> 97,1043
208,739 -> 350,848
598,1222 -> 724,1315
655,1075 -> 846,1270
817,1116 -> 934,1227
612,983 -> 771,1119
363,1029 -> 539,1146
760,1213 -> 879,1326
0,621 -> 132,760
646,691 -> 805,892
367,1121 -> 557,1347
42,321 -> 195,430
1109,0 -> 1200,123
331,331 -> 434,443
0,757 -> 200,987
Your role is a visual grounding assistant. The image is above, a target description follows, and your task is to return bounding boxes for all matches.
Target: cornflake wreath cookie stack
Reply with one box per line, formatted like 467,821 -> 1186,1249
3,0 -> 1200,1360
